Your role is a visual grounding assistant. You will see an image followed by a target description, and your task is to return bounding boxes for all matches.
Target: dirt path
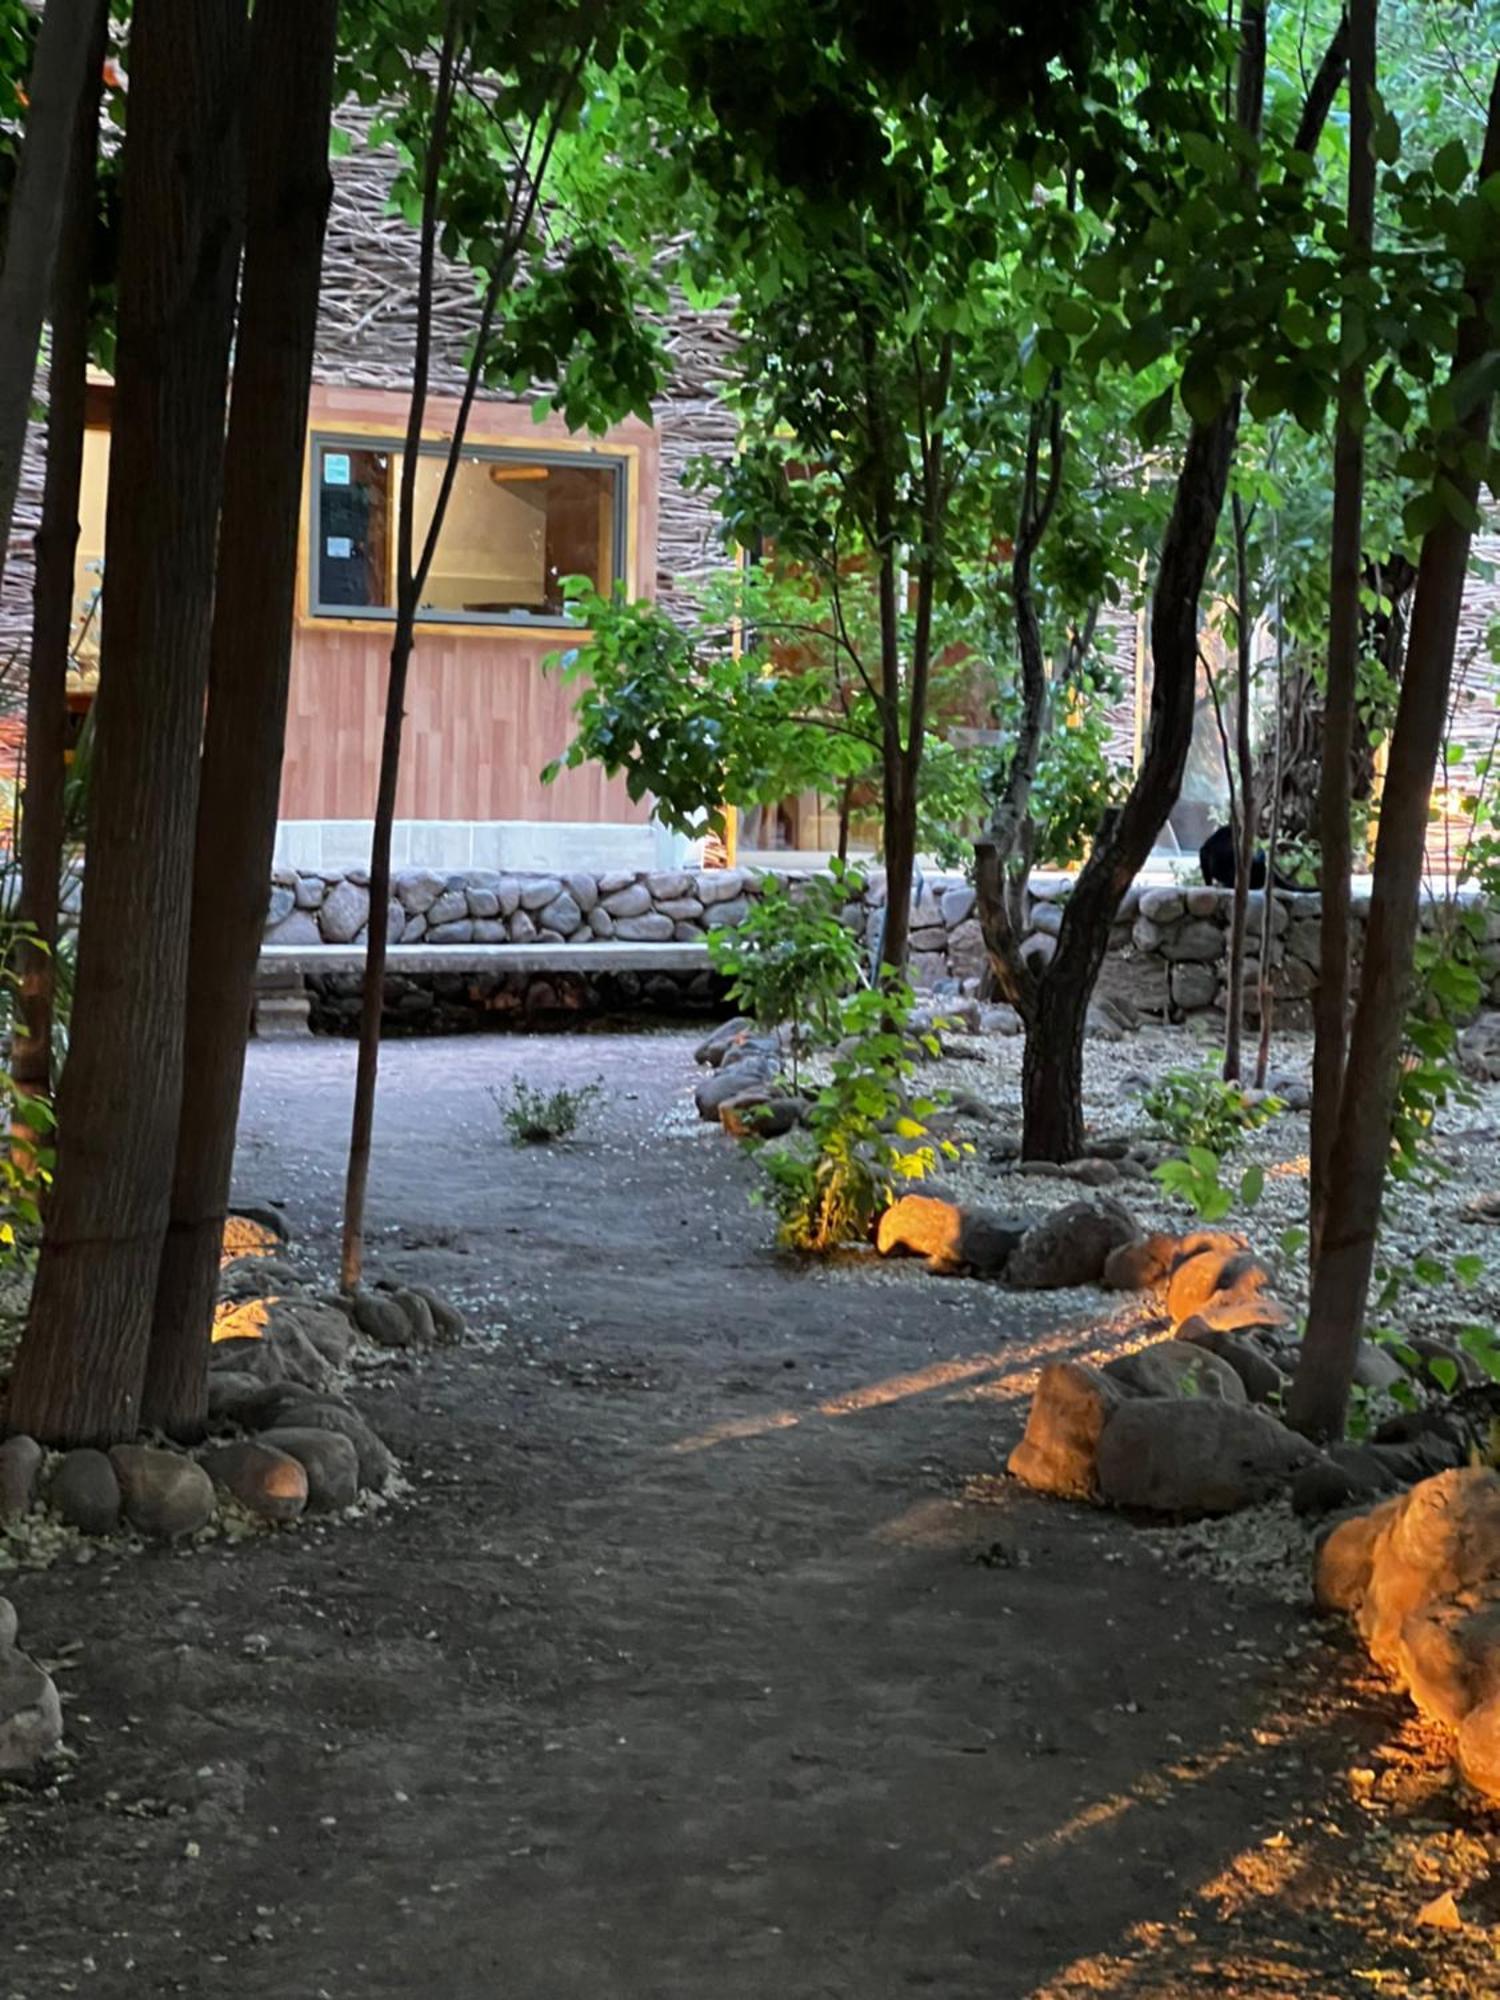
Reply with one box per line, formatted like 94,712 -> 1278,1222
3,1032 -> 1495,1998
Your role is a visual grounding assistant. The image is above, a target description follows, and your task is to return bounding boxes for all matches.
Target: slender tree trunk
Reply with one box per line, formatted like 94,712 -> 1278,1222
11,0 -> 107,1121
5,0 -> 246,1447
1224,494 -> 1256,1081
0,1 -> 106,588
1288,56 -> 1500,1442
879,755 -> 915,977
144,0 -> 337,1439
341,11 -> 459,1290
1254,579 -> 1287,1087
1310,0 -> 1377,1263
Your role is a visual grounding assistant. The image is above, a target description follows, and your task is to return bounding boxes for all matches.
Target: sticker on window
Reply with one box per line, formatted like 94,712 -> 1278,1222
325,535 -> 353,560
323,452 -> 351,487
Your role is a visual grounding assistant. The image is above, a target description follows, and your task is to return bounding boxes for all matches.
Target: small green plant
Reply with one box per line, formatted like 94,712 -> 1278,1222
1143,1058 -> 1282,1154
707,862 -> 866,1087
495,1077 -> 603,1145
754,984 -> 957,1251
1153,1147 -> 1267,1224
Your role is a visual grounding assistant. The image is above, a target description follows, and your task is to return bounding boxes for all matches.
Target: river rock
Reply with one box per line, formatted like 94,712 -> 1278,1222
207,1371 -> 286,1430
260,1400 -> 399,1493
1102,1339 -> 1248,1403
874,1196 -> 1026,1277
615,913 -> 676,942
696,1057 -> 776,1122
201,1441 -> 309,1523
0,1435 -> 42,1518
1166,1247 -> 1275,1327
1008,1361 -> 1128,1501
47,1448 -> 122,1535
1101,1232 -> 1179,1291
1175,1322 -> 1288,1404
1007,1199 -> 1139,1290
258,1428 -> 360,1512
347,1286 -> 420,1350
602,882 -> 652,918
109,1445 -> 216,1540
539,892 -> 583,937
318,878 -> 370,943
1096,1400 -> 1322,1516
0,1643 -> 63,1776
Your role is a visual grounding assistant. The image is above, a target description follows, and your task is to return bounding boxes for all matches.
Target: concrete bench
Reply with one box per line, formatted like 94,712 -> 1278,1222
253,940 -> 715,1036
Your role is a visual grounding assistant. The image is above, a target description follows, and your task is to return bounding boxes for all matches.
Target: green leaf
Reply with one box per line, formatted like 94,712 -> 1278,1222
1239,1163 -> 1265,1207
1135,385 -> 1175,446
1433,139 -> 1470,195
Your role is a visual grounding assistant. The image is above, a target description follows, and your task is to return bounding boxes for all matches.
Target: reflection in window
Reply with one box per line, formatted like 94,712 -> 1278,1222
311,438 -> 624,624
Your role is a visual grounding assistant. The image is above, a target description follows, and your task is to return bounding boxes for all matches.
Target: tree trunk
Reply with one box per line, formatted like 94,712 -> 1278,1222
0,0 -> 106,587
11,0 -> 107,1120
340,11 -> 463,1292
1224,493 -> 1255,1082
144,0 -> 337,1439
1021,976 -> 1088,1162
1310,0 -> 1377,1262
879,757 -> 915,978
1288,56 -> 1500,1442
1254,584 -> 1288,1087
5,0 -> 246,1447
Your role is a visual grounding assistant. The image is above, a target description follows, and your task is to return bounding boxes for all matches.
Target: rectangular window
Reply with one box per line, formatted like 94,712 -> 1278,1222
309,435 -> 627,626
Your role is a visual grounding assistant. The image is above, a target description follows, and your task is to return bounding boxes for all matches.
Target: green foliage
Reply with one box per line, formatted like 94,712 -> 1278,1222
543,575 -> 871,838
1017,672 -> 1132,869
706,864 -> 864,1082
1143,1058 -> 1282,1154
495,1075 -> 602,1145
754,986 -> 956,1253
1153,1146 -> 1267,1225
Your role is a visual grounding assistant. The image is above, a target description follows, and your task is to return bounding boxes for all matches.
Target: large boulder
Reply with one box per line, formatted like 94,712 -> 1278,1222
874,1195 -> 1026,1277
1315,1469 -> 1500,1804
1007,1361 -> 1128,1501
1006,1199 -> 1139,1290
1095,1400 -> 1322,1516
1102,1339 -> 1247,1403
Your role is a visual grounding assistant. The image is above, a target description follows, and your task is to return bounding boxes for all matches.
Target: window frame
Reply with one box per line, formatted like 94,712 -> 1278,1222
305,430 -> 631,631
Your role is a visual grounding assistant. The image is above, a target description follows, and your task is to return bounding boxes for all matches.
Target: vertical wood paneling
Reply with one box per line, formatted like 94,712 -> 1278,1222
282,384 -> 659,825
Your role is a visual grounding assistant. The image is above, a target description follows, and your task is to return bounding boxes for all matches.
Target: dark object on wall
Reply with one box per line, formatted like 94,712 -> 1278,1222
1199,825 -> 1297,891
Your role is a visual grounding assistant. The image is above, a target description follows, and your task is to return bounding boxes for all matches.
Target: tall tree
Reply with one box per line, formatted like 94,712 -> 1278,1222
1288,55 -> 1500,1440
144,0 -> 339,1439
976,2 -> 1354,1159
5,0 -> 247,1447
1309,0 -> 1378,1260
11,0 -> 109,1114
0,1 -> 107,587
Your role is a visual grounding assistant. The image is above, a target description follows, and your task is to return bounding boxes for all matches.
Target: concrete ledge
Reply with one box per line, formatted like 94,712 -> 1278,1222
259,941 -> 713,977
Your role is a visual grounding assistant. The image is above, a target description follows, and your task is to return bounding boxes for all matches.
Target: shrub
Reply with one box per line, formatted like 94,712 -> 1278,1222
753,984 -> 958,1251
707,861 -> 866,1086
495,1077 -> 602,1145
1143,1058 -> 1281,1155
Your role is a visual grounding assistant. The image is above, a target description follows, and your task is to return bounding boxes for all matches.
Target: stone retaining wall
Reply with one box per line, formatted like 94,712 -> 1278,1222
264,863 -> 1499,1023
